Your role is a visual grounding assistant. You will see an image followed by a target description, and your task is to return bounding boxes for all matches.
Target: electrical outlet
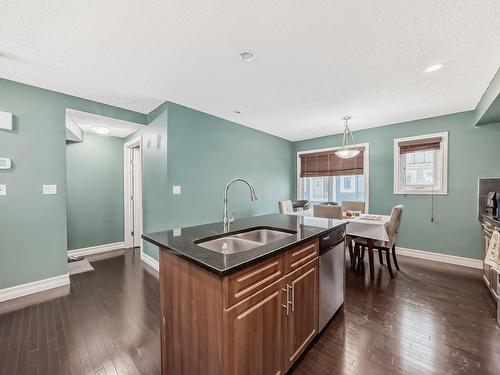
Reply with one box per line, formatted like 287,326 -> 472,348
173,185 -> 181,195
0,184 -> 6,196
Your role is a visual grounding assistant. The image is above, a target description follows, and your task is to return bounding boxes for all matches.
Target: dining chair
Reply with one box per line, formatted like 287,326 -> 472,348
341,200 -> 366,268
341,200 -> 366,213
292,200 -> 310,211
313,204 -> 342,219
355,205 -> 404,278
278,200 -> 294,214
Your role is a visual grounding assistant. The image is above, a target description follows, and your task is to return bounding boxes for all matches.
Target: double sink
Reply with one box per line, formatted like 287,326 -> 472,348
194,227 -> 296,254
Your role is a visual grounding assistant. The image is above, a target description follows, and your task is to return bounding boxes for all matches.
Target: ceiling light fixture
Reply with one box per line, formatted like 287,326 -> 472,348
424,64 -> 443,73
91,126 -> 110,135
233,110 -> 241,114
335,116 -> 360,159
239,51 -> 254,62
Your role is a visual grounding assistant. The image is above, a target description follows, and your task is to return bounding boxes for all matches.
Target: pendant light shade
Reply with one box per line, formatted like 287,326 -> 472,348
335,116 -> 360,159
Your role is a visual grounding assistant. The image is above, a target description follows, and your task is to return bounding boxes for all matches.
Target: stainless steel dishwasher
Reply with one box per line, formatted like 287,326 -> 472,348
318,225 -> 346,332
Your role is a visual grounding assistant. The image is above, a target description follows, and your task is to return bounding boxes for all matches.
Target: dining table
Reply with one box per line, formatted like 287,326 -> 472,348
290,209 -> 391,279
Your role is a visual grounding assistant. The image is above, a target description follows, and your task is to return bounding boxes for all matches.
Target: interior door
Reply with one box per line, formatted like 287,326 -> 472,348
132,147 -> 142,247
285,259 -> 318,371
225,278 -> 286,375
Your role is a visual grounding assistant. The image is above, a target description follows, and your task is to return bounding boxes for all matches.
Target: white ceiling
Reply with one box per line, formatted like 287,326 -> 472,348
66,109 -> 143,138
2,1 -> 500,141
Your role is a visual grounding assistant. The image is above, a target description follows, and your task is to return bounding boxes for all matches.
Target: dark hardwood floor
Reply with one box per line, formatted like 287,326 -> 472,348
0,249 -> 498,375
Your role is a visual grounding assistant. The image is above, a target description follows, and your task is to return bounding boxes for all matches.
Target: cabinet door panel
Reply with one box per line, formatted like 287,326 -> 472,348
225,278 -> 286,375
285,259 -> 318,370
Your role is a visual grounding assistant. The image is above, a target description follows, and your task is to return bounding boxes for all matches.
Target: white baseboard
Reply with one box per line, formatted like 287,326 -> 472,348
0,274 -> 70,302
396,247 -> 482,269
141,251 -> 159,272
68,241 -> 126,257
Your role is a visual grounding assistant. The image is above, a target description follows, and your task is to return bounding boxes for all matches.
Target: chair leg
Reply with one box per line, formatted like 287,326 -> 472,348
391,244 -> 400,270
385,249 -> 394,279
377,248 -> 383,264
348,241 -> 355,269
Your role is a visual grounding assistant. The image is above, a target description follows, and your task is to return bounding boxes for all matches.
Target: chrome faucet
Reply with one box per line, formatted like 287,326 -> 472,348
223,178 -> 258,232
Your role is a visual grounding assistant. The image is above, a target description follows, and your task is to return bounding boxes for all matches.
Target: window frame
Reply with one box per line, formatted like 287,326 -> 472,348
393,132 -> 448,195
297,143 -> 369,210
339,176 -> 356,193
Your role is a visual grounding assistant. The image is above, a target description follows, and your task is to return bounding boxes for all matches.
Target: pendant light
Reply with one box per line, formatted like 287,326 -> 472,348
335,116 -> 360,159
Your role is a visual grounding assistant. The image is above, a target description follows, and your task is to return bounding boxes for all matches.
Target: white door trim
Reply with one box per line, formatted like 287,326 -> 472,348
124,136 -> 143,257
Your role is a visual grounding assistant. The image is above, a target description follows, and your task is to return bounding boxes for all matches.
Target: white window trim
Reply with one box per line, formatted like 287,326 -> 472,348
339,176 -> 356,193
297,143 -> 369,211
393,132 -> 448,195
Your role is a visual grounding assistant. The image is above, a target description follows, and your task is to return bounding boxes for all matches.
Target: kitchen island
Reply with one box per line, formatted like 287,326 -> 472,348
143,213 -> 346,375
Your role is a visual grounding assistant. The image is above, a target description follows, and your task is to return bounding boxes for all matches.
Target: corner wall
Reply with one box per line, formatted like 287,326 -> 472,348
134,102 -> 296,261
0,78 -> 145,289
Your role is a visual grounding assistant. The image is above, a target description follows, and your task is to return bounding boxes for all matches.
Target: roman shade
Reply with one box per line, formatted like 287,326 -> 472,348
300,147 -> 365,177
397,136 -> 442,154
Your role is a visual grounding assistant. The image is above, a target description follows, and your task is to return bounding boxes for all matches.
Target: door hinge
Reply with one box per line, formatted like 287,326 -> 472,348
131,231 -> 134,236
130,195 -> 133,200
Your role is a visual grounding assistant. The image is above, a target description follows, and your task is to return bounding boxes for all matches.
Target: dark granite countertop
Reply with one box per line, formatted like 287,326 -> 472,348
142,213 -> 347,276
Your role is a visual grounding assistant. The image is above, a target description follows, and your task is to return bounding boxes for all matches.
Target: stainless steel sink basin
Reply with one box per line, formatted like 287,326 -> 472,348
233,229 -> 294,243
195,228 -> 296,254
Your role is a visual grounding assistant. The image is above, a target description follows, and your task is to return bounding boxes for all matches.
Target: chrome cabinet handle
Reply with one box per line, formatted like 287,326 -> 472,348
291,284 -> 295,312
281,287 -> 290,316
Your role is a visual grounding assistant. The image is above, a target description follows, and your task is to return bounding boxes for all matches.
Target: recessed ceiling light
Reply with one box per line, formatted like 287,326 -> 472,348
424,64 -> 443,73
233,110 -> 241,114
91,126 -> 110,135
239,51 -> 254,62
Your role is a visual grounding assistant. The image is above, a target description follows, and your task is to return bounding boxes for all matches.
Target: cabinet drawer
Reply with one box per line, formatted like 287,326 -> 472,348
285,239 -> 318,273
224,255 -> 286,308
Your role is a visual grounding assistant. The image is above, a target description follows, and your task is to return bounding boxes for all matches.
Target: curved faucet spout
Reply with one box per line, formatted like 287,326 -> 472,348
223,178 -> 258,232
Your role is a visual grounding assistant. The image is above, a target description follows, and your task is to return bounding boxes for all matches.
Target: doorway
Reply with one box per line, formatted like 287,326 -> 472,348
124,136 -> 143,251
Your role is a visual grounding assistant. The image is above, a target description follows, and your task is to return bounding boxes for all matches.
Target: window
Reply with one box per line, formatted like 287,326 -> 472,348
298,145 -> 369,207
394,132 -> 448,195
340,176 -> 355,193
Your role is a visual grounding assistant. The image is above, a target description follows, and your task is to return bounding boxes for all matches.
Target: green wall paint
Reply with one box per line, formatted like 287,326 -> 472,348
474,67 -> 500,126
133,102 -> 295,261
0,78 -> 145,289
295,111 -> 500,259
66,133 -> 124,250
131,103 -> 170,259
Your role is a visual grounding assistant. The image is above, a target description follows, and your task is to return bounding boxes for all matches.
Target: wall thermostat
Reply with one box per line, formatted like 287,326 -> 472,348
0,158 -> 12,169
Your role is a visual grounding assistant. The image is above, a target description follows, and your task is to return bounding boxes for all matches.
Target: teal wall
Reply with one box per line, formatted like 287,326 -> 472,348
474,67 -> 500,126
134,102 -> 295,260
295,111 -> 500,259
0,78 -> 145,289
66,133 -> 124,250
130,103 -> 170,259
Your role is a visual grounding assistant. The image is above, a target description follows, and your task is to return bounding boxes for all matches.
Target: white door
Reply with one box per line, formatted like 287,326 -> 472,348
132,147 -> 142,247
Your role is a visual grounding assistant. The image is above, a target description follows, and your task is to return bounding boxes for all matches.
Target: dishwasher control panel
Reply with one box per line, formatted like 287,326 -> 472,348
319,225 -> 346,253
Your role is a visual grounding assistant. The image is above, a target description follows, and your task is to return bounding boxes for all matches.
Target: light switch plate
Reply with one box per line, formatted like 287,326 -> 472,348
0,184 -> 6,196
42,184 -> 57,195
0,111 -> 13,131
172,185 -> 181,195
0,158 -> 11,169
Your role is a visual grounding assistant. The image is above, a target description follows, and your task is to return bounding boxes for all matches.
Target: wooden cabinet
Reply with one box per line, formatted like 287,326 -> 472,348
224,278 -> 287,375
482,220 -> 499,301
284,259 -> 318,371
159,238 -> 320,375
